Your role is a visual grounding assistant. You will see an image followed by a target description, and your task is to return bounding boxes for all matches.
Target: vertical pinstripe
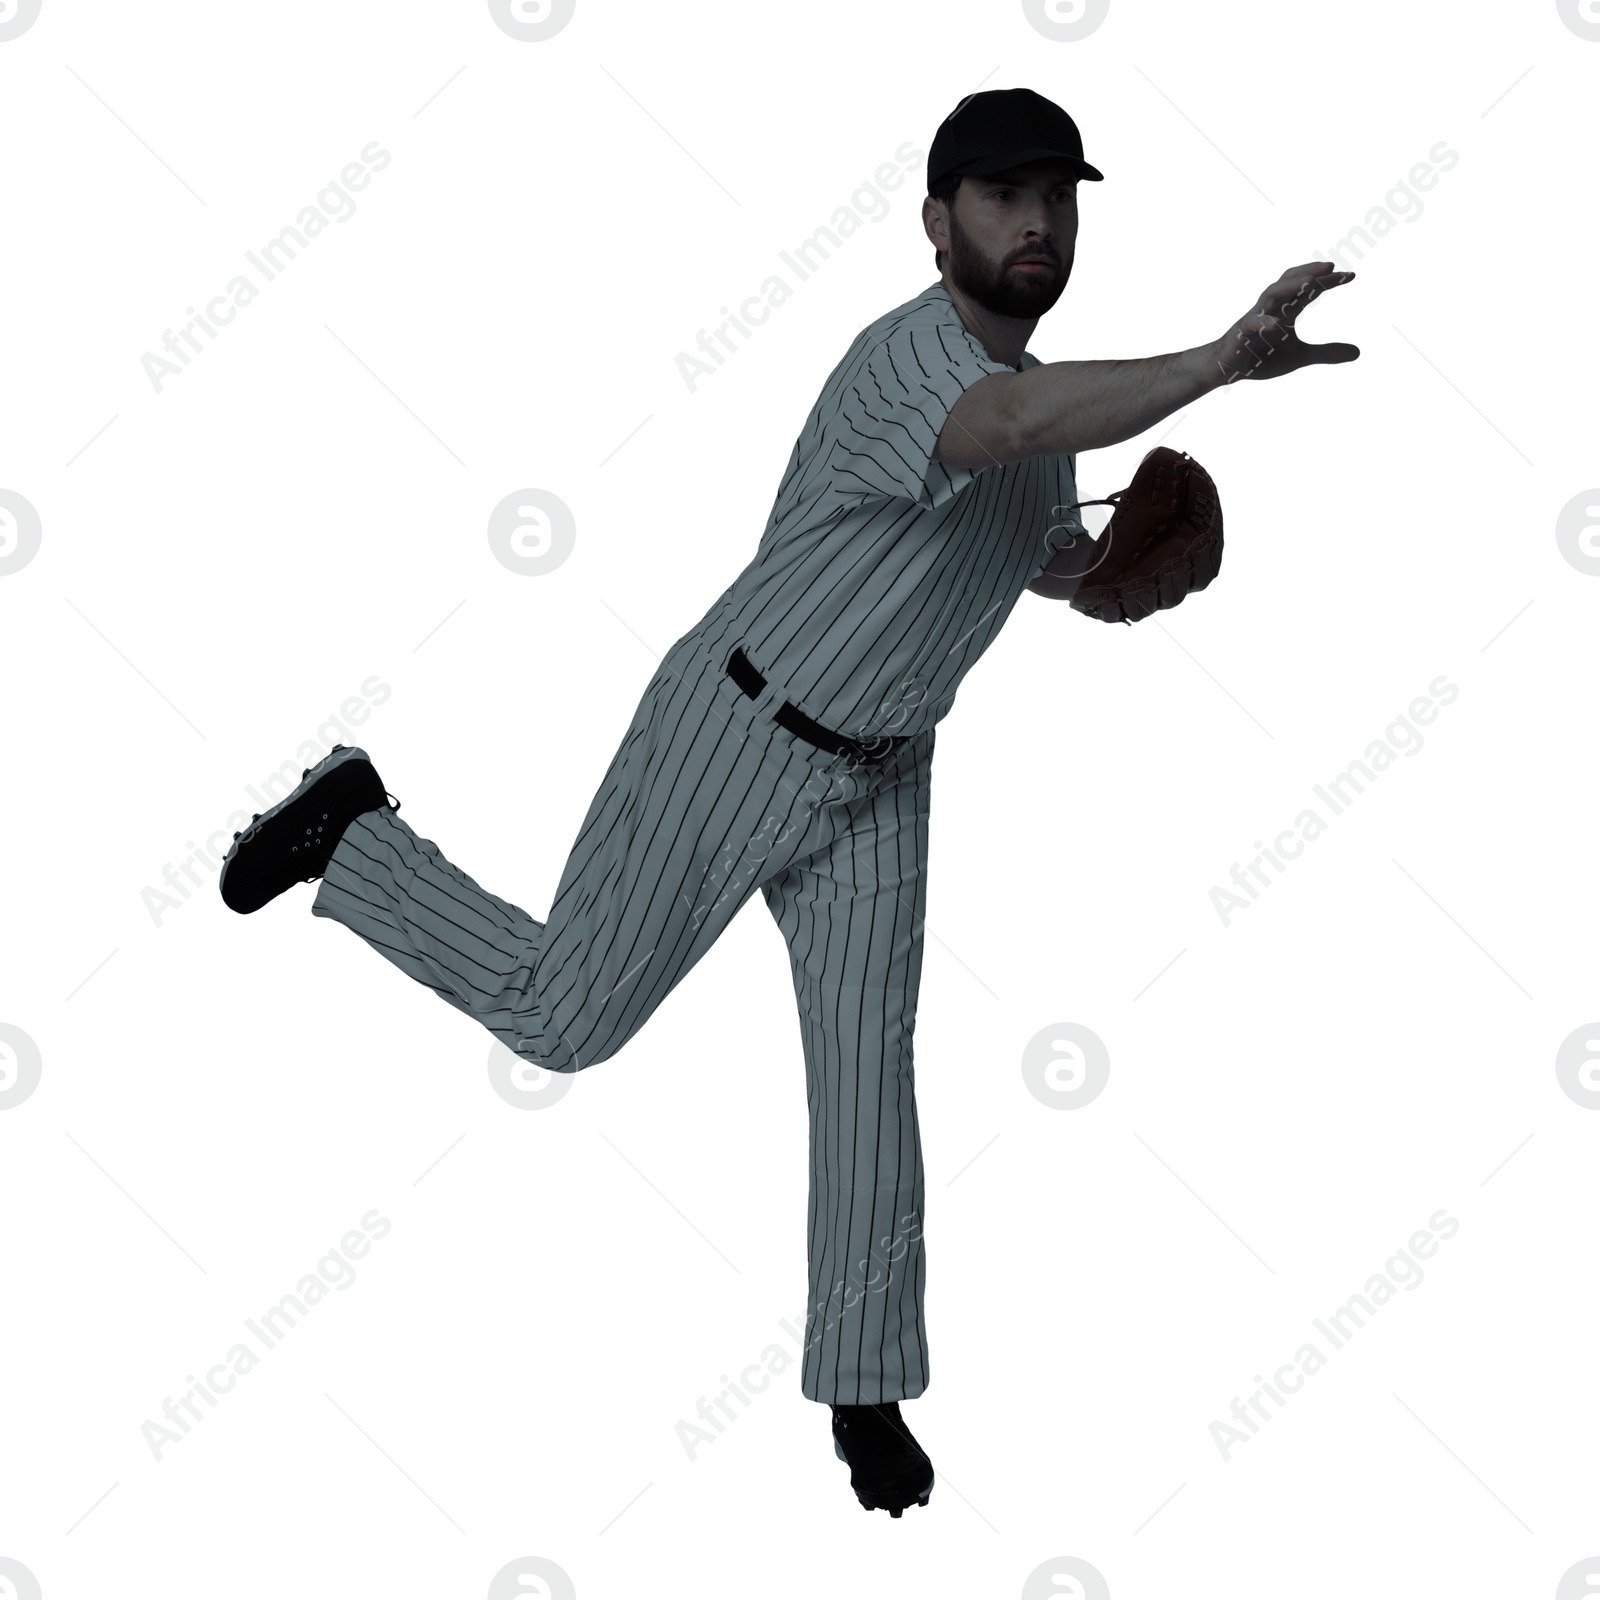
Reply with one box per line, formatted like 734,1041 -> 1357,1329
760,725 -> 932,1402
717,280 -> 1085,743
311,618 -> 934,1401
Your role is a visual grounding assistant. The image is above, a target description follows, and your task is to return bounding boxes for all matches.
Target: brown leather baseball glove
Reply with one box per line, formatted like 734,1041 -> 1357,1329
1052,447 -> 1224,625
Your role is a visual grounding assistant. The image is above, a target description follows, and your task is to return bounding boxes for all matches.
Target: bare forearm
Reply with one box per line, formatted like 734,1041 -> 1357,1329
939,261 -> 1358,473
1011,344 -> 1223,458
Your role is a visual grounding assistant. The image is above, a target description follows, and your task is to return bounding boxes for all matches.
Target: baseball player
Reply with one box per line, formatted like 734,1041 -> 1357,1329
220,87 -> 1357,1517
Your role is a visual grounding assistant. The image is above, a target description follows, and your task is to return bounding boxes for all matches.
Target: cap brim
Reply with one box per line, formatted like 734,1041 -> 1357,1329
953,148 -> 1104,182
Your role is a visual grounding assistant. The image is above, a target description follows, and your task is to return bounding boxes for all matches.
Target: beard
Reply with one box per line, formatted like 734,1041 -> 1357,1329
946,210 -> 1071,318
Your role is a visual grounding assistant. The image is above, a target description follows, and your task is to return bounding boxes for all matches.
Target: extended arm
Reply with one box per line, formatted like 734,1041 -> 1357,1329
937,261 -> 1359,472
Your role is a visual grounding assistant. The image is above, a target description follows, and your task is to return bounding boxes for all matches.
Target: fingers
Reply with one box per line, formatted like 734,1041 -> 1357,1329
1274,261 -> 1355,288
1257,262 -> 1356,320
1301,339 -> 1362,365
1265,272 -> 1353,317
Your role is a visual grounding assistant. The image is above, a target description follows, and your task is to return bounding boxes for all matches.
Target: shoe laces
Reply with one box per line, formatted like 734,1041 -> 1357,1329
228,754 -> 398,848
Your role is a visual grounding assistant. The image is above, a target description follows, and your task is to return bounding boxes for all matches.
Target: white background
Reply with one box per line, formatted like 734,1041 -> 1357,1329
1,1 -> 1596,1597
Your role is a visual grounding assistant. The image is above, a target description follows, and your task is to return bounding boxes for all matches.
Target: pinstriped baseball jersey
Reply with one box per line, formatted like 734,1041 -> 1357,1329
701,281 -> 1085,743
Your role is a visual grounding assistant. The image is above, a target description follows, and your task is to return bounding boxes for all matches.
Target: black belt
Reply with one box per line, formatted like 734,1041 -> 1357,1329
726,646 -> 911,763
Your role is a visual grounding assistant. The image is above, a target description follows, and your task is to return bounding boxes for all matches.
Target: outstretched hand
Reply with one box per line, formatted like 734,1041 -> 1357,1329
1210,261 -> 1360,384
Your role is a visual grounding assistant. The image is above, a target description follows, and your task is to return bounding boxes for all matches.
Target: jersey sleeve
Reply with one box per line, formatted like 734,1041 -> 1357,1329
829,316 -> 1015,511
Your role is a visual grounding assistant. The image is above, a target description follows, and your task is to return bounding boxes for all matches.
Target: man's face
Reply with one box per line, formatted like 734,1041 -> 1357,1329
941,162 -> 1079,318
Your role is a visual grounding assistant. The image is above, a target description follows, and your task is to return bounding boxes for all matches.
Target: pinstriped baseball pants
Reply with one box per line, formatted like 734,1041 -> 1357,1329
310,619 -> 937,1404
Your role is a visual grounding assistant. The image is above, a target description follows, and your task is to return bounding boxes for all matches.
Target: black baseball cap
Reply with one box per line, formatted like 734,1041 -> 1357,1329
927,87 -> 1104,190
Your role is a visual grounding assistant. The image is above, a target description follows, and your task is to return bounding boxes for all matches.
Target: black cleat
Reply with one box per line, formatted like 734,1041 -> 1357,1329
830,1401 -> 934,1517
218,745 -> 397,914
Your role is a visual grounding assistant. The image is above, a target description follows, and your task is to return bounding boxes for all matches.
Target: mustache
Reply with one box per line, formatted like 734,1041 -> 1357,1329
1004,247 -> 1063,269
